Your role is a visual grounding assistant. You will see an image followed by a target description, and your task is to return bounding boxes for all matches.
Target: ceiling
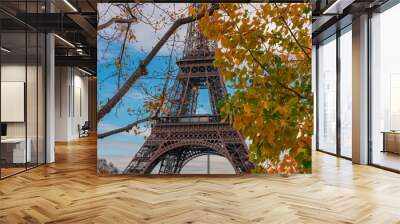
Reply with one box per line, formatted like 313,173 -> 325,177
312,0 -> 390,44
0,0 -> 98,74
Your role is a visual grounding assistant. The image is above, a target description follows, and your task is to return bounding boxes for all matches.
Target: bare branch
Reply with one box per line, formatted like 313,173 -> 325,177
98,17 -> 138,31
98,116 -> 155,139
116,23 -> 131,88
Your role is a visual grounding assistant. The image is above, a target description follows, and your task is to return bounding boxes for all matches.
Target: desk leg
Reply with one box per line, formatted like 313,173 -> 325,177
382,133 -> 386,153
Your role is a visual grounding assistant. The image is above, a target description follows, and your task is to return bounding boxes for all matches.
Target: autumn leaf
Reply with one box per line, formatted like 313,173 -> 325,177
188,7 -> 196,16
197,3 -> 312,174
115,58 -> 121,69
243,104 -> 251,114
234,59 -> 241,65
128,32 -> 136,41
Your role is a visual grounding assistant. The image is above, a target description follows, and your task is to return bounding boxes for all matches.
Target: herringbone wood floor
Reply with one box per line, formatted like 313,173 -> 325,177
0,136 -> 400,224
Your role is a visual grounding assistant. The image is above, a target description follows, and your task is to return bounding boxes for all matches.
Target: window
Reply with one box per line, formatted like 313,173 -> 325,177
370,3 -> 400,171
339,27 -> 352,158
317,35 -> 337,154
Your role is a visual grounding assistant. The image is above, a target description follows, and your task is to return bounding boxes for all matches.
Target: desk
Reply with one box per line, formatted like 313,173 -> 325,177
382,131 -> 400,154
1,138 -> 31,164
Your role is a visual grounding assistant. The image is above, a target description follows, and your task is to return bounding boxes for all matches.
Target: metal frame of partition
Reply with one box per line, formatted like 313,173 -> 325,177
0,0 -> 48,180
0,19 -> 2,179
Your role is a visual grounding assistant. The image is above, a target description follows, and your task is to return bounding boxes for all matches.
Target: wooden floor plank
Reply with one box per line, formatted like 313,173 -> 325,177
0,136 -> 399,223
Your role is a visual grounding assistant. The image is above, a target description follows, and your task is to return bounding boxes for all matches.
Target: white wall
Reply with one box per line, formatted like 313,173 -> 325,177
72,73 -> 89,138
55,67 -> 69,141
55,67 -> 89,141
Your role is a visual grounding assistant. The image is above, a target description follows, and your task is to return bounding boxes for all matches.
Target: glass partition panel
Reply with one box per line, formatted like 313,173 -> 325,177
1,31 -> 27,177
27,31 -> 38,169
0,0 -> 46,179
317,35 -> 337,154
339,27 -> 352,158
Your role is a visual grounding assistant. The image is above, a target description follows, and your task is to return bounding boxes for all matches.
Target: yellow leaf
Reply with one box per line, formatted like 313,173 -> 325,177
244,104 -> 251,114
188,7 -> 196,16
234,59 -> 241,65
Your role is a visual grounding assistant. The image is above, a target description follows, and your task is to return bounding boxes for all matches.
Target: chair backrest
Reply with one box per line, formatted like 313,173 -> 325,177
82,121 -> 90,129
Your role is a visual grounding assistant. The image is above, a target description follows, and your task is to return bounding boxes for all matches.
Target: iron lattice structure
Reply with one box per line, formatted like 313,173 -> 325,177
124,6 -> 253,175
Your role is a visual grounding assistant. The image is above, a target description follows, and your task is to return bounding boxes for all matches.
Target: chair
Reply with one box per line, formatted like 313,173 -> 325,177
79,121 -> 90,138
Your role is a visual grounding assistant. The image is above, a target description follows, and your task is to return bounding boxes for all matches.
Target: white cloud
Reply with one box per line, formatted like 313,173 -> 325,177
98,140 -> 141,152
129,125 -> 151,137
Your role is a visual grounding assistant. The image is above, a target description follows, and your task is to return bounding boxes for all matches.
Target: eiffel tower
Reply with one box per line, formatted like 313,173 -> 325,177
123,5 -> 254,175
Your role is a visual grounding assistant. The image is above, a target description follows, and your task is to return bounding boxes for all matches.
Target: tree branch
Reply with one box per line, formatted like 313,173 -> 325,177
98,17 -> 138,31
246,49 -> 310,100
116,23 -> 131,88
98,116 -> 155,139
221,7 -> 310,100
273,3 -> 311,61
97,4 -> 219,122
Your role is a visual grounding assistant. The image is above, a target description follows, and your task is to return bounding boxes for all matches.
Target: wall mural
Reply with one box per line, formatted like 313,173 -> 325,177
97,2 -> 312,175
